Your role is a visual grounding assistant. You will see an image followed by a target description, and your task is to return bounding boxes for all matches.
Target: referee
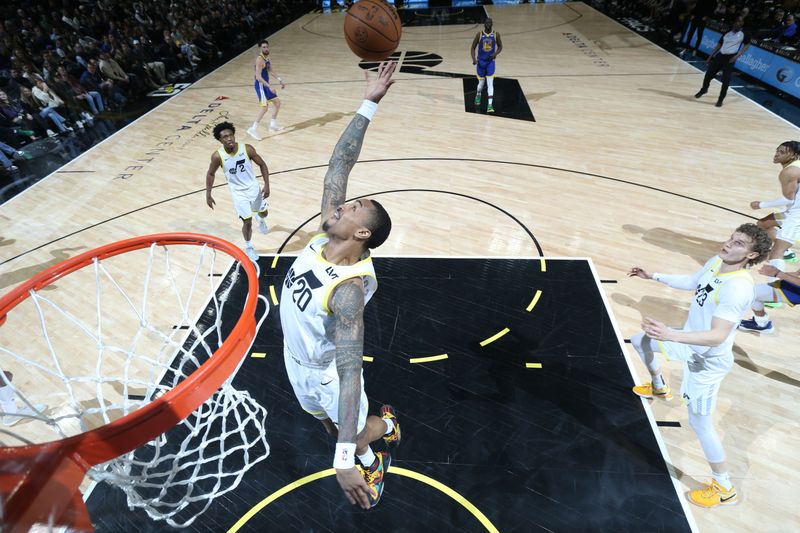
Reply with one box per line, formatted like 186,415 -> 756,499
694,16 -> 750,107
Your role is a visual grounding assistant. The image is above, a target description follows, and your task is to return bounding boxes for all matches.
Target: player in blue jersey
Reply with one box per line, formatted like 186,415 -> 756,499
247,40 -> 285,141
470,18 -> 503,114
739,263 -> 800,333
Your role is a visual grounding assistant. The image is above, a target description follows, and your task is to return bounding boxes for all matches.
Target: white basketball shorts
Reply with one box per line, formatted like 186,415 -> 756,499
283,349 -> 368,432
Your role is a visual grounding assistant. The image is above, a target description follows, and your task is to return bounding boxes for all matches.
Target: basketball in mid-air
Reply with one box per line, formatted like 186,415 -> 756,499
343,0 -> 402,61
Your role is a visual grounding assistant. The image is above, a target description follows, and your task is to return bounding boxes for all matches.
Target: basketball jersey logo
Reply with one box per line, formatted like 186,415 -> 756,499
482,38 -> 493,52
694,283 -> 714,306
285,267 -> 324,312
228,159 -> 246,175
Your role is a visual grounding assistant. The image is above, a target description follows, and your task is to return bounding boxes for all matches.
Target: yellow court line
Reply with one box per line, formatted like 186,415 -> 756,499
363,355 -> 374,362
226,467 -> 499,533
479,327 -> 510,347
539,258 -> 547,272
526,290 -> 542,312
269,285 -> 279,306
270,255 -> 279,269
250,353 -> 266,359
409,354 -> 448,364
525,362 -> 542,369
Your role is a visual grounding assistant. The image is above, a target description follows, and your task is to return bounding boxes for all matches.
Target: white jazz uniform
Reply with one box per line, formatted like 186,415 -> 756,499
655,256 -> 754,415
775,159 -> 800,244
218,143 -> 267,219
279,233 -> 377,430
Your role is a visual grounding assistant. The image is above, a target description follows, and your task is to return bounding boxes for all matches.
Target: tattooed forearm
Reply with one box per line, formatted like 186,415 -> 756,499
320,114 -> 370,220
330,281 -> 365,444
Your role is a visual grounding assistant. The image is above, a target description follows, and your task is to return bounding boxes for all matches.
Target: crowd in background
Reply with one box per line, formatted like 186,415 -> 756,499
0,0 -> 314,201
604,0 -> 799,47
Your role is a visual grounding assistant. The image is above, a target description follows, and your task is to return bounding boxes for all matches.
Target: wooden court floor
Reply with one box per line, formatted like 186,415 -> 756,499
1,2 -> 798,531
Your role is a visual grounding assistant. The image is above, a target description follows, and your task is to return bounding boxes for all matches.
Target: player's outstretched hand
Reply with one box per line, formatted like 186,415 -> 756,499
364,61 -> 397,104
336,466 -> 372,510
206,194 -> 215,210
628,266 -> 652,280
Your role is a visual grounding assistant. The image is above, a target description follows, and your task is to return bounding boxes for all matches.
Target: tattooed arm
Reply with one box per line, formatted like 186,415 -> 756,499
319,114 -> 370,226
319,61 -> 397,228
329,279 -> 372,509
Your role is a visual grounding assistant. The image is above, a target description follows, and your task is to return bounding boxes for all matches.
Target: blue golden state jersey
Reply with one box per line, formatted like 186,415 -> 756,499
257,54 -> 270,84
477,31 -> 496,63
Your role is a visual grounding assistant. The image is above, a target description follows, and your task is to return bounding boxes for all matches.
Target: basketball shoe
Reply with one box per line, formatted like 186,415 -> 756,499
357,451 -> 391,508
244,244 -> 259,264
784,250 -> 797,263
487,104 -> 495,113
738,317 -> 774,334
257,215 -> 269,235
687,480 -> 739,508
246,126 -> 262,141
474,93 -> 481,106
380,404 -> 401,448
632,382 -> 673,400
269,120 -> 283,132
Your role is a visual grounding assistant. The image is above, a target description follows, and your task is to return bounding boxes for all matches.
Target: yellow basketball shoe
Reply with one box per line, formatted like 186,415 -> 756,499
632,382 -> 673,401
688,480 -> 739,508
356,451 -> 391,508
380,404 -> 401,448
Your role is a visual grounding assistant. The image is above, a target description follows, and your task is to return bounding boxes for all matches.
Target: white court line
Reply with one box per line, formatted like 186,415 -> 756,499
586,258 -> 700,533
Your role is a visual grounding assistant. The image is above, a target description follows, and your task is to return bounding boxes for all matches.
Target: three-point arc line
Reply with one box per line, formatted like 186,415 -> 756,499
269,285 -> 279,305
526,290 -> 542,312
480,328 -> 510,347
409,354 -> 448,364
226,467 -> 500,533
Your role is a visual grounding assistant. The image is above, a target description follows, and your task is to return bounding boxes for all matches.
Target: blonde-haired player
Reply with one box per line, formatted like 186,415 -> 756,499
628,223 -> 772,508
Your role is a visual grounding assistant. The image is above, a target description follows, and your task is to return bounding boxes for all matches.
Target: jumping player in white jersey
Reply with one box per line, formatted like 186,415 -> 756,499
247,40 -> 285,141
749,141 -> 800,279
205,121 -> 271,264
279,62 -> 400,510
627,223 -> 771,508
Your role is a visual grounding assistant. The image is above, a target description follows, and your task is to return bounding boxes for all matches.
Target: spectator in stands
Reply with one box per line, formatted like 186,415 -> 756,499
20,86 -> 70,134
779,14 -> 798,43
0,90 -> 43,140
3,68 -> 28,101
80,59 -> 127,110
98,52 -> 141,96
0,141 -> 22,173
131,38 -> 169,85
52,64 -> 102,118
32,78 -> 83,127
683,0 -> 717,54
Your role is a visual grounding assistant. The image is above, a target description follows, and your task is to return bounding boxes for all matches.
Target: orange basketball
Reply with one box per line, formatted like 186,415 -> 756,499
344,0 -> 402,61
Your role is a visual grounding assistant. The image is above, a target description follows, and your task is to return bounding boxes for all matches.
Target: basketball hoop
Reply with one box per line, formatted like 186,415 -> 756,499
0,233 -> 270,531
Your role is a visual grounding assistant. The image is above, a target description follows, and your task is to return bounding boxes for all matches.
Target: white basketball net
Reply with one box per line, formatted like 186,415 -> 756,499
0,241 -> 270,527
